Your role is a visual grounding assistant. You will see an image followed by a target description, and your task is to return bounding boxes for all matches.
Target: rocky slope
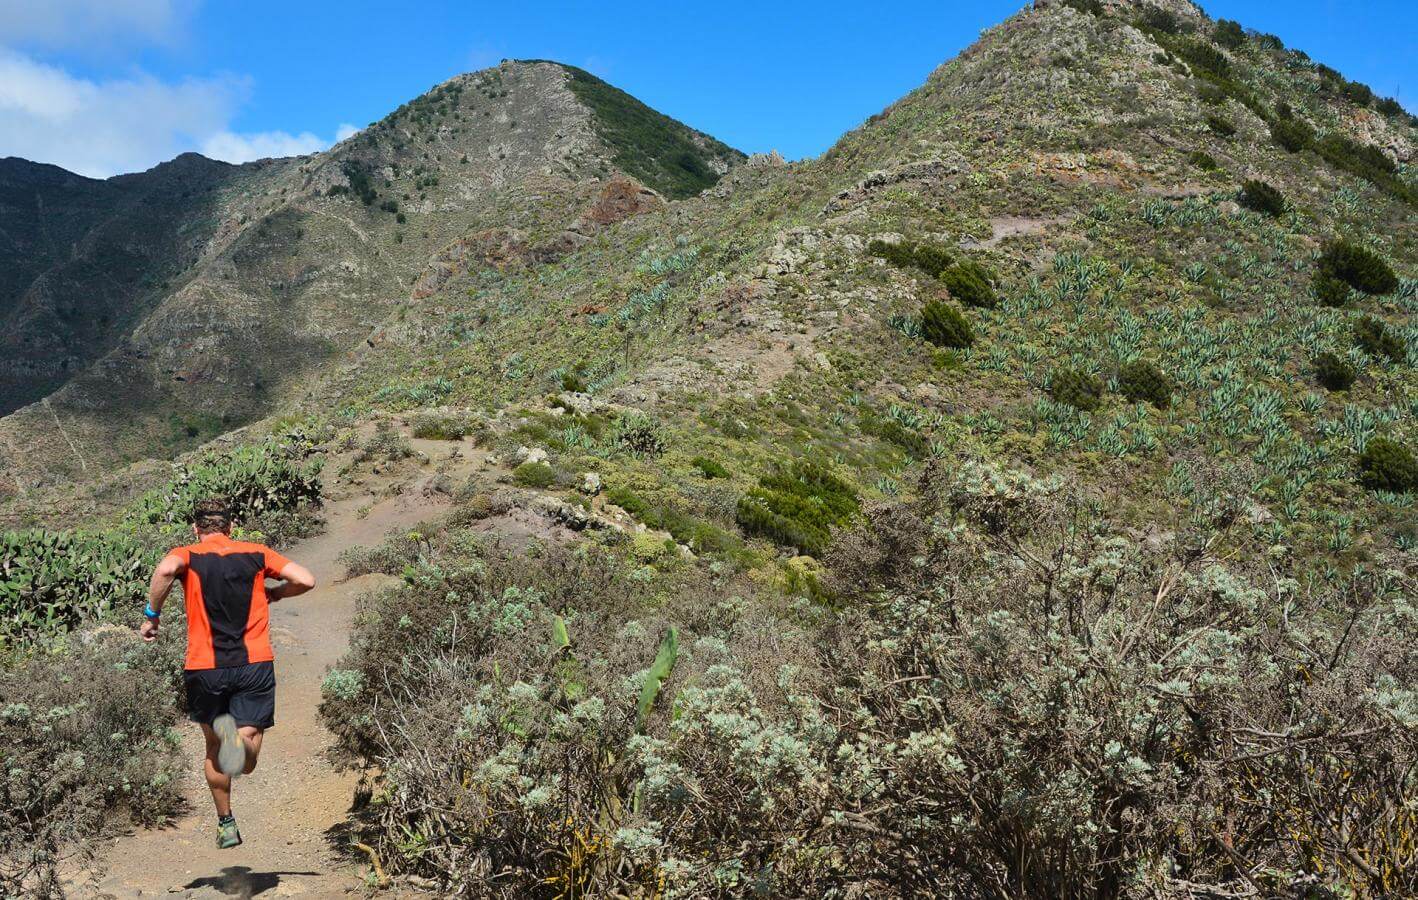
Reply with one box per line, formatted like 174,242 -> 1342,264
0,60 -> 742,498
2,1 -> 1415,571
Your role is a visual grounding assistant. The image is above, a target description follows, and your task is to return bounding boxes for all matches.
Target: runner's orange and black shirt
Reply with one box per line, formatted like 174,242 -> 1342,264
170,533 -> 292,671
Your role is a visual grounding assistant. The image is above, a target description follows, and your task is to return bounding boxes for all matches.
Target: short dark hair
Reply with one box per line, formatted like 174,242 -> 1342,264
191,499 -> 232,533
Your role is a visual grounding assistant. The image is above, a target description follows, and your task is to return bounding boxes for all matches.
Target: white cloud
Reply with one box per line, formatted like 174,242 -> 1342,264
0,48 -> 350,177
0,49 -> 239,177
200,129 -> 328,164
0,0 -> 194,50
334,122 -> 359,143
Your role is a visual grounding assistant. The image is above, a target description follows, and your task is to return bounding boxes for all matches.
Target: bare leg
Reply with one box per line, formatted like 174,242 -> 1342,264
199,724 -> 266,816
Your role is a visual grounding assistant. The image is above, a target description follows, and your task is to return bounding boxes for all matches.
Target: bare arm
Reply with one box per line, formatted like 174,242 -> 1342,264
268,561 -> 316,600
141,553 -> 185,642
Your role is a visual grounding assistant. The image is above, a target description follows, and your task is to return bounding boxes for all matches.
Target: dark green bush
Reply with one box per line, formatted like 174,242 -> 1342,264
607,486 -> 737,553
1047,368 -> 1105,412
1314,134 -> 1413,204
1238,179 -> 1287,216
512,462 -> 555,488
1205,114 -> 1236,137
1138,6 -> 1181,34
735,462 -> 858,556
1117,360 -> 1173,409
860,412 -> 929,459
1357,436 -> 1418,493
691,456 -> 729,479
1180,40 -> 1231,78
340,160 -> 378,205
920,301 -> 974,349
940,259 -> 998,309
560,370 -> 588,392
1061,0 -> 1103,14
1353,316 -> 1406,363
1213,19 -> 1246,49
1376,97 -> 1404,117
1341,81 -> 1375,107
1271,118 -> 1313,152
1313,272 -> 1351,307
1187,150 -> 1219,171
1319,241 -> 1399,295
867,239 -> 954,279
1313,352 -> 1357,391
1196,82 -> 1227,105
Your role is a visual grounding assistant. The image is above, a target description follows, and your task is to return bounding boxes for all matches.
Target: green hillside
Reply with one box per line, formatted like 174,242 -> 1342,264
2,1 -> 1416,896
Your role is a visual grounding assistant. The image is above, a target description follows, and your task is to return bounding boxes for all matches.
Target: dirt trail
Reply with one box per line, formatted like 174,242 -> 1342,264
74,441 -> 483,899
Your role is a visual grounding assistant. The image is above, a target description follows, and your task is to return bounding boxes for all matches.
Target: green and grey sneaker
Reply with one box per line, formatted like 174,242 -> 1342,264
213,714 -> 246,778
216,815 -> 242,849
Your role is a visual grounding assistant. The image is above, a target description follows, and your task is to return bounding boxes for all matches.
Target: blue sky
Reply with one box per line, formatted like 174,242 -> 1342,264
0,1 -> 1412,177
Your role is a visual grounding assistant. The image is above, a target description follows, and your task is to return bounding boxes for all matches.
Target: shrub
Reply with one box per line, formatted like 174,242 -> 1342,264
940,259 -> 998,309
1342,80 -> 1375,107
1180,40 -> 1230,78
1358,436 -> 1418,493
1319,241 -> 1399,295
1313,271 -> 1352,307
359,424 -> 412,461
860,412 -> 929,458
512,462 -> 555,488
817,462 -> 1418,896
691,456 -> 729,479
1138,5 -> 1181,34
1237,179 -> 1286,216
1205,114 -> 1235,137
867,239 -> 954,279
410,412 -> 469,440
606,486 -> 737,553
1353,316 -> 1406,363
1271,118 -> 1313,152
610,411 -> 665,457
1376,96 -> 1404,117
1187,150 -> 1219,170
1,632 -> 185,895
1061,0 -> 1103,14
1196,82 -> 1227,105
1313,352 -> 1356,391
1213,19 -> 1245,49
131,431 -> 323,531
1047,368 -> 1104,411
1117,360 -> 1173,408
920,301 -> 973,349
0,530 -> 149,649
1314,134 -> 1413,204
735,462 -> 858,556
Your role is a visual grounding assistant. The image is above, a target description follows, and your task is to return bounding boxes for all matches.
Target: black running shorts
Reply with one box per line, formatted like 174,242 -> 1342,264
183,661 -> 276,729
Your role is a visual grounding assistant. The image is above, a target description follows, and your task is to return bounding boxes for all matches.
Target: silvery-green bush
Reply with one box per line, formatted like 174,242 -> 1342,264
327,463 -> 1416,897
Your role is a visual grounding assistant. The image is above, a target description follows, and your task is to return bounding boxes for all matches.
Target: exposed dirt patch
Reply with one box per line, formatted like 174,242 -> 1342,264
961,214 -> 1073,250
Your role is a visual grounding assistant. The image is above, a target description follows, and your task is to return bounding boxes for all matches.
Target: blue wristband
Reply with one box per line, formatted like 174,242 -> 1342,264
144,603 -> 161,620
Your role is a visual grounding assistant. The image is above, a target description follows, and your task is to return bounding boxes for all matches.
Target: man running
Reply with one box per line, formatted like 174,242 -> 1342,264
139,498 -> 316,849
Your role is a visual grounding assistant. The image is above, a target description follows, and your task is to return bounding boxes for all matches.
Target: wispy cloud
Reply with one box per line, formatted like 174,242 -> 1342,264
0,49 -> 349,176
0,0 -> 195,50
200,129 -> 329,164
0,49 -> 237,176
